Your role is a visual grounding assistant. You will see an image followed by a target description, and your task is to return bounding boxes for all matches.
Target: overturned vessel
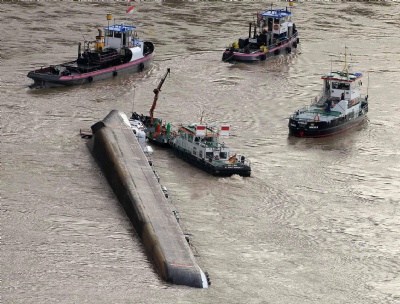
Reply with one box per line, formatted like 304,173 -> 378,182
222,5 -> 299,62
288,48 -> 369,138
27,13 -> 154,88
169,123 -> 251,177
87,110 -> 209,288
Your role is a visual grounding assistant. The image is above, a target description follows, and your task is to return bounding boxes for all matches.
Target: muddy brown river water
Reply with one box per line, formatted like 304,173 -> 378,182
1,1 -> 400,303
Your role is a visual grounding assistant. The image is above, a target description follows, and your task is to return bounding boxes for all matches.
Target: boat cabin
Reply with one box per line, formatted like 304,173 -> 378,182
321,71 -> 363,105
104,24 -> 143,50
176,124 -> 231,161
259,9 -> 294,40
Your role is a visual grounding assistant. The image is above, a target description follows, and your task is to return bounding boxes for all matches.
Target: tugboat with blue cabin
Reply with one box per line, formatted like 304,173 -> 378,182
222,3 -> 299,62
27,13 -> 154,88
168,123 -> 251,177
288,48 -> 369,138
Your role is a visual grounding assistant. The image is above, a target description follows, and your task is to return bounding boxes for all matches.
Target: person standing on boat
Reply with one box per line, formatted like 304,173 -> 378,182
341,92 -> 345,100
325,100 -> 331,112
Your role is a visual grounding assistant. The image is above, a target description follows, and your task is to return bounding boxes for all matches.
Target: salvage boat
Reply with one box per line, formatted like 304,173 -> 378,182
27,13 -> 154,88
222,4 -> 299,62
288,48 -> 369,138
168,123 -> 251,177
130,68 -> 171,147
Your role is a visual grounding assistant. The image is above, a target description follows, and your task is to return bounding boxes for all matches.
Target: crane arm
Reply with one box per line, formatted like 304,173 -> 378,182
150,68 -> 170,124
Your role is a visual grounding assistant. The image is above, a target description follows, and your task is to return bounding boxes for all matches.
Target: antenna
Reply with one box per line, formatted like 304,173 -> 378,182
340,46 -> 350,75
199,110 -> 205,124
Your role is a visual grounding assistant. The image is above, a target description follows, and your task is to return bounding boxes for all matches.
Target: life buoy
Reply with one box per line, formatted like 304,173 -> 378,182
274,24 -> 279,31
314,114 -> 320,122
113,71 -> 118,77
351,99 -> 355,105
88,76 -> 93,83
139,63 -> 145,72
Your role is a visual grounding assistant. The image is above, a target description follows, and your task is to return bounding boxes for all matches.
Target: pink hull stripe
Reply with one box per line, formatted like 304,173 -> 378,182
59,53 -> 154,81
224,37 -> 298,58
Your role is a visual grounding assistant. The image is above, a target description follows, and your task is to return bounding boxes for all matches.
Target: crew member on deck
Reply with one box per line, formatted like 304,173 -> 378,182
341,92 -> 345,100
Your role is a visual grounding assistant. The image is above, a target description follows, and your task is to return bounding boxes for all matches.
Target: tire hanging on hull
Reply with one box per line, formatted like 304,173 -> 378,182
139,62 -> 145,72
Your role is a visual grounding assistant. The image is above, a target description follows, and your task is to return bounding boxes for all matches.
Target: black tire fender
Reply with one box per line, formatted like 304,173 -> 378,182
139,62 -> 145,72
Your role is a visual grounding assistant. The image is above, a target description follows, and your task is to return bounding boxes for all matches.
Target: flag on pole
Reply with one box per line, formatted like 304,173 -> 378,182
126,6 -> 134,14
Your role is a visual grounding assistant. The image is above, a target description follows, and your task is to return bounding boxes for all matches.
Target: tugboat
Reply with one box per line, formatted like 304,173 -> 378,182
27,13 -> 154,88
130,68 -> 171,147
168,123 -> 251,177
288,48 -> 369,138
222,3 -> 299,62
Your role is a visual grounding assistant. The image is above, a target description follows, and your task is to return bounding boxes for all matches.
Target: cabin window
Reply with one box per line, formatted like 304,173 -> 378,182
114,32 -> 122,38
219,152 -> 227,159
195,137 -> 200,143
188,135 -> 193,143
193,147 -> 197,155
332,82 -> 350,90
206,152 -> 213,160
199,150 -> 203,158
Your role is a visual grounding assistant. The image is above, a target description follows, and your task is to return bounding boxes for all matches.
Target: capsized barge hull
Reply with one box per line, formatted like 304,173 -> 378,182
87,110 -> 208,288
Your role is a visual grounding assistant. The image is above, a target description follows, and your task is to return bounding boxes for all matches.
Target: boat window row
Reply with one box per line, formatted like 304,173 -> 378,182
332,82 -> 350,90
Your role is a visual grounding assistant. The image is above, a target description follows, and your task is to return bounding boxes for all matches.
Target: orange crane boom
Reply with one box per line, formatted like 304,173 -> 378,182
150,68 -> 170,124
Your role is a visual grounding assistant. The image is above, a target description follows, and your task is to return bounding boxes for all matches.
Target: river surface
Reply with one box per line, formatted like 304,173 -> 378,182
1,1 -> 400,303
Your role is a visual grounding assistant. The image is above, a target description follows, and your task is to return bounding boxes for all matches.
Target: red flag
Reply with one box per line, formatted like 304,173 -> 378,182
126,6 -> 134,14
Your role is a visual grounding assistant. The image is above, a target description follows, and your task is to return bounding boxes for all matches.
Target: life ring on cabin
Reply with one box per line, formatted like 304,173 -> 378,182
88,76 -> 93,83
314,114 -> 320,122
274,24 -> 279,31
351,99 -> 355,105
139,63 -> 145,72
113,71 -> 118,77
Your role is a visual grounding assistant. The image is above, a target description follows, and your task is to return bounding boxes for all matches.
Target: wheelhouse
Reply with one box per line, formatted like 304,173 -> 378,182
321,71 -> 363,101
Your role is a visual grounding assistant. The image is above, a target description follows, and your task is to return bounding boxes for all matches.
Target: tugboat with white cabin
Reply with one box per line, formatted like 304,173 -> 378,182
222,3 -> 299,62
168,123 -> 251,177
27,13 -> 154,88
288,48 -> 369,137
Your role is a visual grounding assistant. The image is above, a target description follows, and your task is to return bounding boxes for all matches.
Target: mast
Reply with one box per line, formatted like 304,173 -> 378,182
341,46 -> 349,75
149,68 -> 171,124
